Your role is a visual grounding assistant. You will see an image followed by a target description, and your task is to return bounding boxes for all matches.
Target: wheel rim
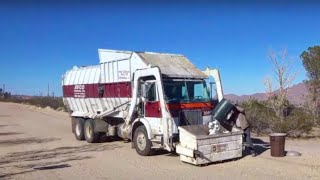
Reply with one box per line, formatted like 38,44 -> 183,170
75,123 -> 81,136
136,132 -> 146,150
85,124 -> 92,139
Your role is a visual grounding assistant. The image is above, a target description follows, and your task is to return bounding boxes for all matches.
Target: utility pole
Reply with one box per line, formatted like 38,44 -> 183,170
47,83 -> 50,97
3,84 -> 5,93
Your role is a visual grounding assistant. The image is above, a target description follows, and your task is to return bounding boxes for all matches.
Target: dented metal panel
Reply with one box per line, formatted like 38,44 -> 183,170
98,49 -> 208,79
98,49 -> 132,63
137,52 -> 208,79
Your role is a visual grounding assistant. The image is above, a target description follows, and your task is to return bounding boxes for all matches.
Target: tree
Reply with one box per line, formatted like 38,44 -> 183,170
259,48 -> 313,136
264,48 -> 296,121
300,46 -> 320,123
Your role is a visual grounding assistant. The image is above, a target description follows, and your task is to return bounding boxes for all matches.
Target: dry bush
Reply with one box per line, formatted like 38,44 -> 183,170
270,108 -> 313,137
241,99 -> 274,135
0,96 -> 66,111
241,99 -> 313,137
28,97 -> 64,110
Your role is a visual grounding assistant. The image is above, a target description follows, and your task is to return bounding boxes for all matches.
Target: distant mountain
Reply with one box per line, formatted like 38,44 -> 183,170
224,83 -> 308,105
286,83 -> 308,105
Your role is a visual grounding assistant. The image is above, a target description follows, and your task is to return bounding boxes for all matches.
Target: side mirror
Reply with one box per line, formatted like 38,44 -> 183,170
141,83 -> 153,99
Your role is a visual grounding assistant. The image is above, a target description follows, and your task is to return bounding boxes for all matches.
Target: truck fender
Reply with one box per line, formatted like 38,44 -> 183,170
131,118 -> 153,140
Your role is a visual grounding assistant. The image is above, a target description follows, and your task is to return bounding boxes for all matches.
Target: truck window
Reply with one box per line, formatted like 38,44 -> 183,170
194,83 -> 203,97
210,83 -> 218,100
147,83 -> 157,101
163,80 -> 210,103
206,79 -> 218,100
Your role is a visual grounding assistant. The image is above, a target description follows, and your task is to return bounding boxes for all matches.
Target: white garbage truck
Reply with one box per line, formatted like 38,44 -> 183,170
62,49 -> 243,165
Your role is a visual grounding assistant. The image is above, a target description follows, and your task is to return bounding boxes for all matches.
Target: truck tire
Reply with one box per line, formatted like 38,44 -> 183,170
133,125 -> 152,156
74,118 -> 85,141
84,119 -> 99,143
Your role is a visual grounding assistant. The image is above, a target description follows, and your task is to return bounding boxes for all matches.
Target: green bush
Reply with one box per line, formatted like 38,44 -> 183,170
241,99 -> 314,137
270,108 -> 313,137
241,99 -> 275,135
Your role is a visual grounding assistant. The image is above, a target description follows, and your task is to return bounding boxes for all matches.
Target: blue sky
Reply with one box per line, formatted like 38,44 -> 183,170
0,1 -> 319,96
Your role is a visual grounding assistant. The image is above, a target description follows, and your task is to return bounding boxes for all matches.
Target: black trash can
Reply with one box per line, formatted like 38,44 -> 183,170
212,98 -> 234,121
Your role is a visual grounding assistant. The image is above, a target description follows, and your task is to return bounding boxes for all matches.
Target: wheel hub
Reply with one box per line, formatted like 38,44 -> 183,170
137,132 -> 146,150
85,125 -> 92,138
75,124 -> 81,136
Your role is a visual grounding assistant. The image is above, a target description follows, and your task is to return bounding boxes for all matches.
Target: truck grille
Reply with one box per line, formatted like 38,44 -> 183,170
179,110 -> 203,126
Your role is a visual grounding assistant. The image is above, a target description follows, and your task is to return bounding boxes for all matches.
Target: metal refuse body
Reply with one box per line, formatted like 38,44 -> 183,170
176,125 -> 243,165
62,49 -> 208,119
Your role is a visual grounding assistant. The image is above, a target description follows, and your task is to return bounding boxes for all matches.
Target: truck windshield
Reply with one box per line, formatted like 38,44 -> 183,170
163,80 -> 210,103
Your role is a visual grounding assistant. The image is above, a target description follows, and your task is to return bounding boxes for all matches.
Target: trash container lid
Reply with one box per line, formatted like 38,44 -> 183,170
286,151 -> 302,156
269,133 -> 287,136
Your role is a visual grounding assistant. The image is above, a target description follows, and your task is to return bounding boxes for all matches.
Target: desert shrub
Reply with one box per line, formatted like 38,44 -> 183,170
270,108 -> 313,137
302,100 -> 320,127
316,117 -> 320,127
241,99 -> 275,135
28,97 -> 65,110
241,99 -> 314,137
0,96 -> 24,103
0,96 -> 66,111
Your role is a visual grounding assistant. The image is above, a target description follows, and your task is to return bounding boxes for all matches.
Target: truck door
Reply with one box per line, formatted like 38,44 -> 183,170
144,82 -> 162,118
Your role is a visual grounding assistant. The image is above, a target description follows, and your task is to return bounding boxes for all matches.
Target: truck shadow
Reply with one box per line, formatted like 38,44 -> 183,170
0,137 -> 60,147
152,149 -> 179,157
243,138 -> 270,157
0,132 -> 23,136
0,124 -> 18,128
0,124 -> 23,138
192,138 -> 271,166
0,143 -> 123,179
99,135 -> 123,143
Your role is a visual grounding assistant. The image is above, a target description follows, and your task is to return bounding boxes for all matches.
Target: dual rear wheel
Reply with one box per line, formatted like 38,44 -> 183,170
74,118 -> 85,140
74,118 -> 99,143
73,118 -> 152,156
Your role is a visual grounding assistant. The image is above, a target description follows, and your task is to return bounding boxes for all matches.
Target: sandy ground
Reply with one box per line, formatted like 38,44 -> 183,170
0,102 -> 319,180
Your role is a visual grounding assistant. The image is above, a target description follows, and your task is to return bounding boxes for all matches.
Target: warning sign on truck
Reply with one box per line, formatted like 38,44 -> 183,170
118,70 -> 130,81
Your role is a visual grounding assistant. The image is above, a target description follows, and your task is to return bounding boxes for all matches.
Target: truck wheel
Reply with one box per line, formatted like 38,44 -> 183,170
84,119 -> 99,143
74,118 -> 85,141
134,126 -> 152,156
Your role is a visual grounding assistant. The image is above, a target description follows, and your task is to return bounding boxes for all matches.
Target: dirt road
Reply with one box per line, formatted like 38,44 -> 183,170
0,102 -> 319,180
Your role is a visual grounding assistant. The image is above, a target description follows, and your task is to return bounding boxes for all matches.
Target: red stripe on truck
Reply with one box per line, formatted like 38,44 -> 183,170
63,85 -> 77,97
63,82 -> 132,98
167,102 -> 214,117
